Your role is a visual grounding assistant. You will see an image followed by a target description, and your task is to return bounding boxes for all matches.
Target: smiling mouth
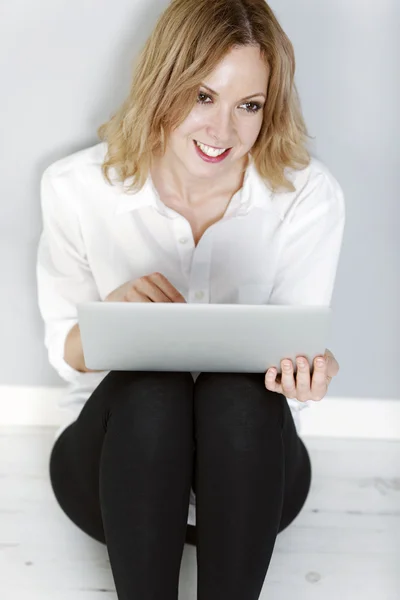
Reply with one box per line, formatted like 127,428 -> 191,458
194,139 -> 232,151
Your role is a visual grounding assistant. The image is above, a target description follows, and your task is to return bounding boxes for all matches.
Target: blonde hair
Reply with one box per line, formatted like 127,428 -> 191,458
97,0 -> 312,194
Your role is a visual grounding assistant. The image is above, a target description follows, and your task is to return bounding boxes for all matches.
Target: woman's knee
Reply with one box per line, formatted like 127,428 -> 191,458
100,370 -> 193,407
194,372 -> 285,443
102,370 -> 194,439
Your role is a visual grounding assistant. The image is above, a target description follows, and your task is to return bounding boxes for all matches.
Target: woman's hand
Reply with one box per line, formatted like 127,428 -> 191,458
104,272 -> 186,303
264,348 -> 339,402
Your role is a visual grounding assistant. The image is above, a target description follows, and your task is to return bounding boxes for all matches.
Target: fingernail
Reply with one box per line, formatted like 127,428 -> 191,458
317,359 -> 325,367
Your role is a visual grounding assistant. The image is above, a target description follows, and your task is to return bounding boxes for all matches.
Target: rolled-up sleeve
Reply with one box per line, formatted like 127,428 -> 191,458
268,170 -> 346,306
36,167 -> 101,382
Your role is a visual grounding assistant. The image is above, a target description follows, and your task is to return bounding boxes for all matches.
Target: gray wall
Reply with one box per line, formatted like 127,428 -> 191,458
2,0 -> 398,400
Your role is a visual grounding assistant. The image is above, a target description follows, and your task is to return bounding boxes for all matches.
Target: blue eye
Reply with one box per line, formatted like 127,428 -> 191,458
196,92 -> 263,114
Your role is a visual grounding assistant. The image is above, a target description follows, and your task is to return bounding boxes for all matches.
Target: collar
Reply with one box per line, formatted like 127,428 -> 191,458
114,154 -> 275,217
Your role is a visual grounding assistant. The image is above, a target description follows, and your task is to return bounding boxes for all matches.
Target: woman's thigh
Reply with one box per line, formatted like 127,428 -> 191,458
49,370 -> 195,544
191,372 -> 312,534
277,393 -> 312,532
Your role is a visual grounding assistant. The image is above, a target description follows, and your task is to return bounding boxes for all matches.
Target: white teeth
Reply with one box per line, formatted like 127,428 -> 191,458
195,140 -> 227,157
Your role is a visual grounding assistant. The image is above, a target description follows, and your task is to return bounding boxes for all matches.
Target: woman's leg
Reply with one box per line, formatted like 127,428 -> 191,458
193,372 -> 312,600
49,370 -> 195,600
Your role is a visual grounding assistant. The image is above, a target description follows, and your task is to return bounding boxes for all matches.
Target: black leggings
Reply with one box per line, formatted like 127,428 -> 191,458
49,370 -> 312,600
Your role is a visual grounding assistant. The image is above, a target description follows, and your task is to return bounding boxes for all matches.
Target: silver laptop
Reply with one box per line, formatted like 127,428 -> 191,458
77,302 -> 332,375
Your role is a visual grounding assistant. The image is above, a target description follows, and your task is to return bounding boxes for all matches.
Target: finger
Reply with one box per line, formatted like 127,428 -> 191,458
136,277 -> 172,302
124,289 -> 152,302
295,356 -> 311,402
280,359 -> 297,398
325,349 -> 340,377
151,272 -> 186,303
326,352 -> 340,377
311,356 -> 328,401
265,368 -> 282,393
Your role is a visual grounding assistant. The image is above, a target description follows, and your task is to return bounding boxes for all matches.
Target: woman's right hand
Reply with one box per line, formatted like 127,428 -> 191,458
104,272 -> 186,303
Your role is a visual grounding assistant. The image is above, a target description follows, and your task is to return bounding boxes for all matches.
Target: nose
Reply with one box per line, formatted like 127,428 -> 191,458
207,106 -> 235,147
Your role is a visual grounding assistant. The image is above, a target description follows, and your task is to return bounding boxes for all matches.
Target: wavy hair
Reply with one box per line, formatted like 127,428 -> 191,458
97,0 -> 312,194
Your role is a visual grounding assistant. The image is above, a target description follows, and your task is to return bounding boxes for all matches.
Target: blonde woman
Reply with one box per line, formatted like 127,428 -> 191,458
37,0 -> 344,598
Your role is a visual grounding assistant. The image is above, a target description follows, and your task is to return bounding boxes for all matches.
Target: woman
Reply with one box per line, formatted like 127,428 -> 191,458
36,0 -> 345,598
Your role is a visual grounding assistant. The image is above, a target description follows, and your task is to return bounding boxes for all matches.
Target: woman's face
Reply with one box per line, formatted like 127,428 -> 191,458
166,45 -> 270,177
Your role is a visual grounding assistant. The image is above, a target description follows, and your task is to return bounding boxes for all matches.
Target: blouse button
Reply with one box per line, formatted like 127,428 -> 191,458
179,237 -> 189,244
195,290 -> 205,300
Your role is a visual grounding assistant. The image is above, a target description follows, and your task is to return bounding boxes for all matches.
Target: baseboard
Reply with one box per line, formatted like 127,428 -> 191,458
0,385 -> 399,440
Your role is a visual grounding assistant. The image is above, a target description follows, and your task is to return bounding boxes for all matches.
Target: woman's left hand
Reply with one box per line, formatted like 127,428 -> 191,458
264,348 -> 340,402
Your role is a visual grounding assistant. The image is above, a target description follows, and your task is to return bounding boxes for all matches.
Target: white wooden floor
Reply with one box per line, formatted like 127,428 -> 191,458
1,426 -> 399,600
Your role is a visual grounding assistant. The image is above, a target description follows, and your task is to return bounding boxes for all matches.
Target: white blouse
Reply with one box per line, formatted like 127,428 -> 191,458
36,142 -> 345,526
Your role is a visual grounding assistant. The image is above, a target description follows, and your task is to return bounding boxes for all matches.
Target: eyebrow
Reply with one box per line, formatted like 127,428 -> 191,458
200,83 -> 266,101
